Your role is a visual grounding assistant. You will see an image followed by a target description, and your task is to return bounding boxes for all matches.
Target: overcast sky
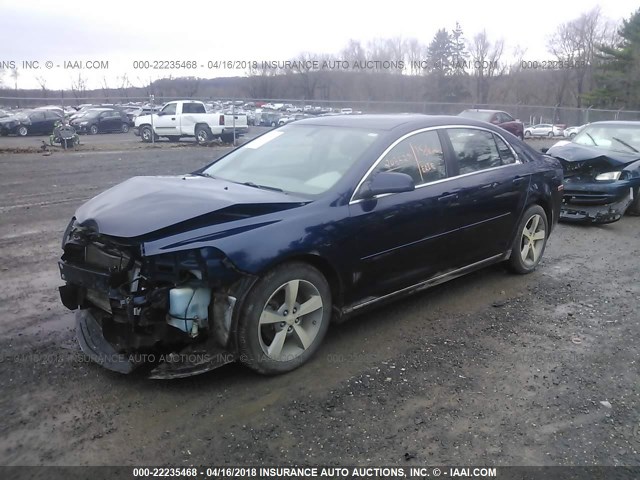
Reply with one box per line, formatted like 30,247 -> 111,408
0,0 -> 637,91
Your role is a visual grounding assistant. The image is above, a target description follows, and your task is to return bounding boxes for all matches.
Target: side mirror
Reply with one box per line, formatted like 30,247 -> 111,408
359,172 -> 415,199
540,147 -> 549,154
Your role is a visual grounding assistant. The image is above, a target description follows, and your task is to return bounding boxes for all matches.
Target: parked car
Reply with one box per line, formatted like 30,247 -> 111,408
58,114 -> 562,378
547,121 -> 640,223
563,124 -> 586,138
458,109 -> 524,140
524,124 -> 563,138
340,108 -> 353,115
133,100 -> 248,144
70,108 -> 130,134
260,111 -> 283,127
0,109 -> 62,136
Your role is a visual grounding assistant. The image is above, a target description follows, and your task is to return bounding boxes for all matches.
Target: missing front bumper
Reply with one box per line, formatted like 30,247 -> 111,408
76,309 -> 236,379
560,191 -> 633,224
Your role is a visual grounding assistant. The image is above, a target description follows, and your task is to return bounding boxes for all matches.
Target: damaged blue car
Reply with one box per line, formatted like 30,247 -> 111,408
547,121 -> 640,224
58,115 -> 563,378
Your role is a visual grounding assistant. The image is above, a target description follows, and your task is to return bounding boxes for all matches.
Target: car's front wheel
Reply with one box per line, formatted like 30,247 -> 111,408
627,187 -> 640,216
508,205 -> 548,274
547,131 -> 554,138
89,124 -> 98,135
524,131 -> 531,138
140,126 -> 153,142
17,125 -> 28,136
238,262 -> 331,375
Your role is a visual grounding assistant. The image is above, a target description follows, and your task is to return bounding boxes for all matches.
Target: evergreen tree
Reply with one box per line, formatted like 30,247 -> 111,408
588,8 -> 640,108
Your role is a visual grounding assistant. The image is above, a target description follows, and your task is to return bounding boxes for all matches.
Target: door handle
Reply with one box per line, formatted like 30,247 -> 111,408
513,176 -> 527,185
481,182 -> 499,189
437,193 -> 458,203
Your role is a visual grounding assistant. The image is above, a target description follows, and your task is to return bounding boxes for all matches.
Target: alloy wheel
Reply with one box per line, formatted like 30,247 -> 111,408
520,214 -> 546,267
258,279 -> 324,361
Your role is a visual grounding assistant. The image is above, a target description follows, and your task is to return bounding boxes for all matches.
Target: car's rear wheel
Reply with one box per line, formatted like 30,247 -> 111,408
17,125 -> 28,136
195,125 -> 211,145
89,124 -> 98,135
238,262 -> 331,375
121,123 -> 129,133
627,187 -> 640,216
508,205 -> 548,274
547,131 -> 554,138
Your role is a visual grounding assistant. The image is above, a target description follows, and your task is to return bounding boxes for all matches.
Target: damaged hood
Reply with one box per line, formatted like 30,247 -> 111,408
75,175 -> 307,238
547,142 -> 640,168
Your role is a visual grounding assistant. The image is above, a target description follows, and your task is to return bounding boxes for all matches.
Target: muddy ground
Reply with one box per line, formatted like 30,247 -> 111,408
0,136 -> 638,468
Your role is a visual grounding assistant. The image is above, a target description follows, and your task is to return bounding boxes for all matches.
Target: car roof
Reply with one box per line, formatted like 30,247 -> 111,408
461,109 -> 503,114
292,114 -> 496,131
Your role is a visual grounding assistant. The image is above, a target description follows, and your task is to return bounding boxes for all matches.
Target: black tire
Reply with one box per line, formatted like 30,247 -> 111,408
508,204 -> 548,274
569,133 -> 577,138
627,187 -> 640,216
166,136 -> 181,142
121,123 -> 130,133
195,125 -> 212,145
220,133 -> 234,144
238,262 -> 332,375
524,131 -> 531,138
271,121 -> 277,127
547,131 -> 554,138
140,126 -> 153,143
89,124 -> 98,135
17,125 -> 28,136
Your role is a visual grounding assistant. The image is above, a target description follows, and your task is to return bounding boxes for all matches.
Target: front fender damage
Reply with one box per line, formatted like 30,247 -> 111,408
60,229 -> 258,379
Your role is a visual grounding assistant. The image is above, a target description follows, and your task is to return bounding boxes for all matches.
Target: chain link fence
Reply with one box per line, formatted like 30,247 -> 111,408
1,95 -> 638,127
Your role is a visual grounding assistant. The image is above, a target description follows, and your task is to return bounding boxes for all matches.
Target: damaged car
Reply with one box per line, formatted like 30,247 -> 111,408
547,121 -> 640,224
58,115 -> 563,379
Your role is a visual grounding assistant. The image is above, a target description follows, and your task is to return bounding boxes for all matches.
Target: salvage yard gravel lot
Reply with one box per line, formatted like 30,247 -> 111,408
0,133 -> 638,467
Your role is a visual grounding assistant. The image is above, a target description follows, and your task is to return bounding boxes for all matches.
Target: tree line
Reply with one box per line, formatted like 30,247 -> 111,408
0,7 -> 638,110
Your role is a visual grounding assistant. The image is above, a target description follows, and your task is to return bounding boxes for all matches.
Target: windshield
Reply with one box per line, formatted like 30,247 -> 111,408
203,124 -> 380,196
573,123 -> 640,153
459,110 -> 492,122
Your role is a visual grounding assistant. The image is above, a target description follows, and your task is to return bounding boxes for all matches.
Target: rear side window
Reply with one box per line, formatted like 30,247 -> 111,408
372,130 -> 446,185
447,128 -> 503,174
494,135 -> 516,164
182,103 -> 206,114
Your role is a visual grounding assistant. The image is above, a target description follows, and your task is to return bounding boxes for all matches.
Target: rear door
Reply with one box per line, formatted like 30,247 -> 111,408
437,127 -> 530,268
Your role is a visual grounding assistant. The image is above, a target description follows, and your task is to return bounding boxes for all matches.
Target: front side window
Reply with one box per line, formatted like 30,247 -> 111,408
447,128 -> 502,174
368,130 -> 446,186
162,103 -> 177,115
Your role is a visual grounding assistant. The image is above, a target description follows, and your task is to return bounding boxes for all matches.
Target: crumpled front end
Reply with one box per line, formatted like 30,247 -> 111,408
559,158 -> 638,224
58,220 -> 253,378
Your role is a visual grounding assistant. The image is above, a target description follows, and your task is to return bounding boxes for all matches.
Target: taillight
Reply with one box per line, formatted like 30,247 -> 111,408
219,114 -> 225,125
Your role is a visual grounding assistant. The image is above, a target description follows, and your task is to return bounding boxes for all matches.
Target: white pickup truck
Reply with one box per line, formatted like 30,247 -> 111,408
133,100 -> 248,144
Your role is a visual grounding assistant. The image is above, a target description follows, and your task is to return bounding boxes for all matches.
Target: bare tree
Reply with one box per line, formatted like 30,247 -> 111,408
468,30 -> 504,104
71,73 -> 87,99
11,68 -> 19,90
547,7 -> 616,110
35,75 -> 48,98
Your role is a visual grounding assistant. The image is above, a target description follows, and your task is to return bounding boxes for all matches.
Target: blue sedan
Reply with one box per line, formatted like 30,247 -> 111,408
58,115 -> 563,378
